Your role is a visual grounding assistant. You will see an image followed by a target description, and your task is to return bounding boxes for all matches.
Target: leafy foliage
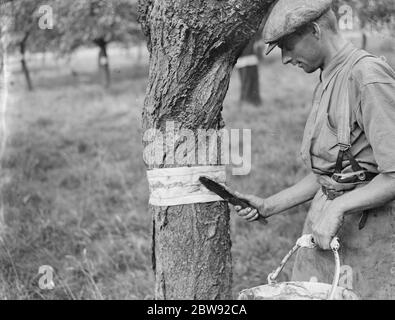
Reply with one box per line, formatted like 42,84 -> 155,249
1,0 -> 49,52
333,0 -> 395,29
54,0 -> 142,53
1,0 -> 142,54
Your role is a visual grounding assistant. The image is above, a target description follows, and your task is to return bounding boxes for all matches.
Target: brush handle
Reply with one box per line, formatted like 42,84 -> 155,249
229,197 -> 268,225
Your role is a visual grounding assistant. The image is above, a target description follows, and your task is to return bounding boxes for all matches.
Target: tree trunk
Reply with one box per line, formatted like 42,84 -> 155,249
138,0 -> 274,300
360,19 -> 368,51
238,39 -> 261,106
41,51 -> 47,67
0,54 -> 3,75
96,39 -> 110,88
20,36 -> 33,91
361,32 -> 367,50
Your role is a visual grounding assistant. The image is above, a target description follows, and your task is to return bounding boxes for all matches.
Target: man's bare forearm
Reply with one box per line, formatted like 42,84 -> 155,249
333,173 -> 395,215
265,172 -> 321,216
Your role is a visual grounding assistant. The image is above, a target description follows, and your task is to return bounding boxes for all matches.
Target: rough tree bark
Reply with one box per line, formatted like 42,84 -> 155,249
138,0 -> 274,300
20,33 -> 33,91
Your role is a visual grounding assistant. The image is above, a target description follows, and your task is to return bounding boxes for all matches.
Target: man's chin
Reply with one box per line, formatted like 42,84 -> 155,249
302,65 -> 318,74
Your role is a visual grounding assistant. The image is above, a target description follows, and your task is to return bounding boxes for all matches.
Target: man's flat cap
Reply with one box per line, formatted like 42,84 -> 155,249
263,0 -> 333,55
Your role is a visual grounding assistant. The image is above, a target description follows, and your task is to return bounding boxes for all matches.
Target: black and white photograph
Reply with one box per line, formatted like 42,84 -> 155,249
0,0 -> 394,303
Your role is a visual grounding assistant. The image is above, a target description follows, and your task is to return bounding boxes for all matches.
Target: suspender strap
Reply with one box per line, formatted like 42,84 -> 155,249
334,50 -> 374,172
330,50 -> 376,231
334,149 -> 345,174
335,148 -> 365,174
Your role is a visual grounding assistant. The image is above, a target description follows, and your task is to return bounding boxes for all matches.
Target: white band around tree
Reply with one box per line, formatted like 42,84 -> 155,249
235,55 -> 259,69
146,165 -> 226,206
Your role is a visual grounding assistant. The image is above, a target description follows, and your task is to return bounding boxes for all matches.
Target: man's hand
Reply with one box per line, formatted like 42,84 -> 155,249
232,191 -> 267,222
312,201 -> 345,250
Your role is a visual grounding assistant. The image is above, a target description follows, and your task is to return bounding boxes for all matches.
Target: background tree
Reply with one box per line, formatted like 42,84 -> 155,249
55,0 -> 142,88
237,35 -> 262,106
236,19 -> 269,107
333,0 -> 395,49
1,0 -> 49,91
138,0 -> 276,300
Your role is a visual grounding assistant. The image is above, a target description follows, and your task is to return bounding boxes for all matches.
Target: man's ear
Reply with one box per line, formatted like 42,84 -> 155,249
311,22 -> 321,40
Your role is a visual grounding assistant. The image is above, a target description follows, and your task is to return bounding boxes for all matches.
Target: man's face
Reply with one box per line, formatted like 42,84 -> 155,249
278,29 -> 324,73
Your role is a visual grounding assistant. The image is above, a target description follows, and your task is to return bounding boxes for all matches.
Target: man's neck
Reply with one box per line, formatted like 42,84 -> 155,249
321,34 -> 348,71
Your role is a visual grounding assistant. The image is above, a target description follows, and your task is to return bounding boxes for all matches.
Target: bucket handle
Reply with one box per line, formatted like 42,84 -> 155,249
267,234 -> 340,300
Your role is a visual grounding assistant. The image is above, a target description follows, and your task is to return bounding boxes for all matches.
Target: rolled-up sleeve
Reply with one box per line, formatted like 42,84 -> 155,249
358,81 -> 395,177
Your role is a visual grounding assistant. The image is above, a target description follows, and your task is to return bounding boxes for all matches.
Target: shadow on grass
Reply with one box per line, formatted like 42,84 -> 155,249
9,62 -> 149,95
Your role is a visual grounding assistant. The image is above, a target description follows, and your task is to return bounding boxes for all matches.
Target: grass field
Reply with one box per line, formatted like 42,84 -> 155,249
0,33 -> 394,299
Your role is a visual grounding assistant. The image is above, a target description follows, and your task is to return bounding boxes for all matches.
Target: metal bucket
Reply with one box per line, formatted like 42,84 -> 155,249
238,234 -> 360,300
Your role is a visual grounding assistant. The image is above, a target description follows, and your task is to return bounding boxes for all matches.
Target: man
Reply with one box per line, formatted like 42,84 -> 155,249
233,0 -> 395,299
